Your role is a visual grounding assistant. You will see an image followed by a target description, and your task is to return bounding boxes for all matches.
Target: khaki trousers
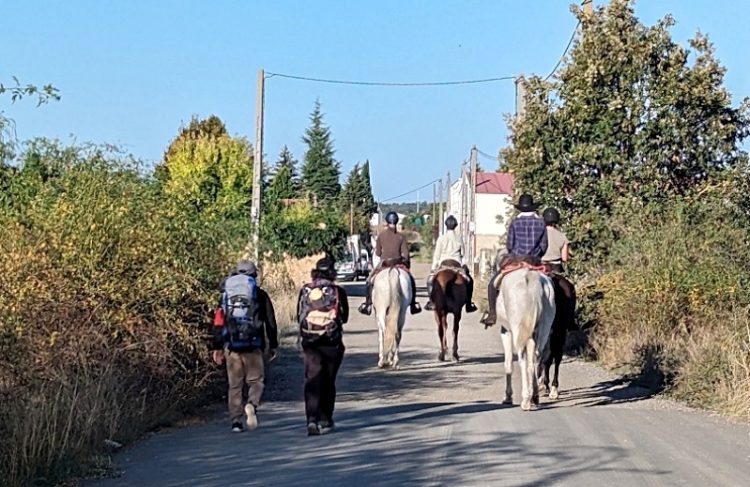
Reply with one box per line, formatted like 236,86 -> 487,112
224,348 -> 265,422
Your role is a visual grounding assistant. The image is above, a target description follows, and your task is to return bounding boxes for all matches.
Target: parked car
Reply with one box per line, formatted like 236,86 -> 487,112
335,253 -> 357,281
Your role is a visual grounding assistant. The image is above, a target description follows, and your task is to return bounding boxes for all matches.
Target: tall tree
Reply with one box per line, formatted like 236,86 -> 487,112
265,147 -> 300,209
502,0 -> 750,267
159,116 -> 253,218
340,161 -> 378,236
301,100 -> 341,201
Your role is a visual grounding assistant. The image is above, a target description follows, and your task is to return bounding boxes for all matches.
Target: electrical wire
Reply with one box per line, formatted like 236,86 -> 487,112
544,0 -> 589,81
265,72 -> 516,87
476,148 -> 499,161
379,179 -> 441,203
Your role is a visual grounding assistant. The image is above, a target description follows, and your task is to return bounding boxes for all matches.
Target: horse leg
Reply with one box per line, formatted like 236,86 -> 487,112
377,321 -> 386,369
519,345 -> 531,411
529,339 -> 540,408
550,349 -> 562,400
501,331 -> 513,404
452,311 -> 461,362
436,312 -> 446,362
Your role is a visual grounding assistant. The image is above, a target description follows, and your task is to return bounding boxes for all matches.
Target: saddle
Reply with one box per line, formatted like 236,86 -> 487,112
434,259 -> 469,281
371,257 -> 410,279
492,255 -> 548,289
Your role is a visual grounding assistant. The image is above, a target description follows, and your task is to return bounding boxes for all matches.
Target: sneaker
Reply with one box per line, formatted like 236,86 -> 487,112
410,303 -> 422,315
245,403 -> 258,430
231,422 -> 243,433
319,420 -> 335,435
358,303 -> 372,316
307,422 -> 321,436
424,301 -> 435,311
465,302 -> 478,313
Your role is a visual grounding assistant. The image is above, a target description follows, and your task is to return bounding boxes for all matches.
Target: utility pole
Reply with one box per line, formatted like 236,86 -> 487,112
446,171 -> 452,217
438,178 -> 444,237
515,75 -> 526,119
349,201 -> 354,235
469,145 -> 478,273
432,183 -> 437,241
251,69 -> 265,262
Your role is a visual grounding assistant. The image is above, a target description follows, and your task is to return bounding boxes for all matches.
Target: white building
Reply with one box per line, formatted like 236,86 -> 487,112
446,171 -> 514,275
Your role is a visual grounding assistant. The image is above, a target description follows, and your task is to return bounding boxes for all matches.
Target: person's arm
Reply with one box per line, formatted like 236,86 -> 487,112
506,220 -> 517,253
432,236 -> 443,269
259,289 -> 279,350
400,234 -> 409,261
375,233 -> 383,257
338,286 -> 350,324
539,223 -> 549,257
561,243 -> 570,262
459,236 -> 466,266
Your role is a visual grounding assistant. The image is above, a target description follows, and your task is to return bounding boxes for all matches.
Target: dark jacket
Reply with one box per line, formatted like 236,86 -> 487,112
375,228 -> 409,264
506,213 -> 548,260
212,282 -> 279,352
297,282 -> 349,347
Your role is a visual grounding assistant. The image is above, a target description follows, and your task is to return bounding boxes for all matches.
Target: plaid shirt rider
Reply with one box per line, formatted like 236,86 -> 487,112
506,212 -> 548,259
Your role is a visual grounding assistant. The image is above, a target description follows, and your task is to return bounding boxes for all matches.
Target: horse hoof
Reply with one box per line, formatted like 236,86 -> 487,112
502,396 -> 513,405
377,361 -> 385,369
549,387 -> 559,400
532,395 -> 540,406
452,353 -> 460,362
438,352 -> 445,362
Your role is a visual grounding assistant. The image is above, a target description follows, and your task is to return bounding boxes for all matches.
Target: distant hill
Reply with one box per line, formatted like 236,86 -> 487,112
379,201 -> 430,215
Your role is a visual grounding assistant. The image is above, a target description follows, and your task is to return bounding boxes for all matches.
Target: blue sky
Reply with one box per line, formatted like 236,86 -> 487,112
2,1 -> 748,202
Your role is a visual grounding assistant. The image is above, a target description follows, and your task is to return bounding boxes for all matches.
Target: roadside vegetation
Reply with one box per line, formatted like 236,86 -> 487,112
0,87 -> 375,485
504,0 -> 750,421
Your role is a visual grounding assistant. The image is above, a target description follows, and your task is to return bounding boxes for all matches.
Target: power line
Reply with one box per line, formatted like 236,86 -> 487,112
265,72 -> 516,87
544,0 -> 589,81
476,148 -> 499,161
379,179 -> 440,203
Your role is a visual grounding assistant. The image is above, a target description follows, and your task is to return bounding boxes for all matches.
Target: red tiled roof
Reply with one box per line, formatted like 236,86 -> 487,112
475,172 -> 513,195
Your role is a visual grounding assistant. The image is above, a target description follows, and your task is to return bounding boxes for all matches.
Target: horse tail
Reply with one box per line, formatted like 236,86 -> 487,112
515,270 -> 543,352
383,269 -> 401,357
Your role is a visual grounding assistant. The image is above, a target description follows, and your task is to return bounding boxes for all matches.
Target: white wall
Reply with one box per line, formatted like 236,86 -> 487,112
475,193 -> 512,236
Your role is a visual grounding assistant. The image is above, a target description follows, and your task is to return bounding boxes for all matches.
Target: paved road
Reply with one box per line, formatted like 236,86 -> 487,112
89,264 -> 750,487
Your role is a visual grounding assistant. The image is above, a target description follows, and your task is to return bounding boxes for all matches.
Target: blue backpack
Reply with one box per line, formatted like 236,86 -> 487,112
222,274 -> 262,351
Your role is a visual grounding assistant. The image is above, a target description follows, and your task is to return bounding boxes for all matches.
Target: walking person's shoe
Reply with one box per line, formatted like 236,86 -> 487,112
307,422 -> 321,436
319,420 -> 335,435
245,403 -> 258,430
424,301 -> 435,311
231,422 -> 244,433
465,302 -> 478,313
410,302 -> 422,315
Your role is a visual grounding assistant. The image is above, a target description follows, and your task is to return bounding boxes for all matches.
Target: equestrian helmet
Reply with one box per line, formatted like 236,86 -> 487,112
385,211 -> 399,225
542,207 -> 560,225
445,215 -> 458,230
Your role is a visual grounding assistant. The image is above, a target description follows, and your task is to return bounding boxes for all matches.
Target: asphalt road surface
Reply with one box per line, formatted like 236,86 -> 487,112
88,264 -> 750,487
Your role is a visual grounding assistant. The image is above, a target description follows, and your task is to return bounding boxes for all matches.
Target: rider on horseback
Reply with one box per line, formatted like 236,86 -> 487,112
541,207 -> 570,274
358,211 -> 422,316
480,194 -> 548,326
424,215 -> 478,313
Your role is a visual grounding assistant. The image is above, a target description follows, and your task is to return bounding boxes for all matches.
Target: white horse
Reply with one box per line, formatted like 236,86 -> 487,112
496,267 -> 556,410
372,267 -> 412,369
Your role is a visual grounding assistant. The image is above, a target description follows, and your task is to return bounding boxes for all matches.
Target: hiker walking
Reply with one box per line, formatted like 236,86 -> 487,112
211,260 -> 278,432
298,257 -> 349,436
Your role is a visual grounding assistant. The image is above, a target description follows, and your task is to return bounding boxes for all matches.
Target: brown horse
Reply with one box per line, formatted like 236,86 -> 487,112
539,273 -> 577,400
431,261 -> 467,362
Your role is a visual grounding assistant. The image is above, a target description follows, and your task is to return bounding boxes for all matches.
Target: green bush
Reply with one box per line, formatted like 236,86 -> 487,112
590,189 -> 750,419
0,141 -> 250,486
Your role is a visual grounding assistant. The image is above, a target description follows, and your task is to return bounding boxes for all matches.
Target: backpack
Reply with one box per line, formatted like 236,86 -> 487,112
222,273 -> 262,351
299,280 -> 341,344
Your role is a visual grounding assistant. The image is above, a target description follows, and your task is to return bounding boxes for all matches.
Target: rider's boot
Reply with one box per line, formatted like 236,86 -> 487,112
465,275 -> 478,313
424,276 -> 434,311
479,272 -> 500,326
408,273 -> 422,315
358,280 -> 373,315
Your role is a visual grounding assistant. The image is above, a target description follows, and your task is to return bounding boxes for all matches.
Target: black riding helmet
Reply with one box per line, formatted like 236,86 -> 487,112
543,207 -> 560,225
312,257 -> 336,279
445,215 -> 458,230
385,211 -> 399,225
